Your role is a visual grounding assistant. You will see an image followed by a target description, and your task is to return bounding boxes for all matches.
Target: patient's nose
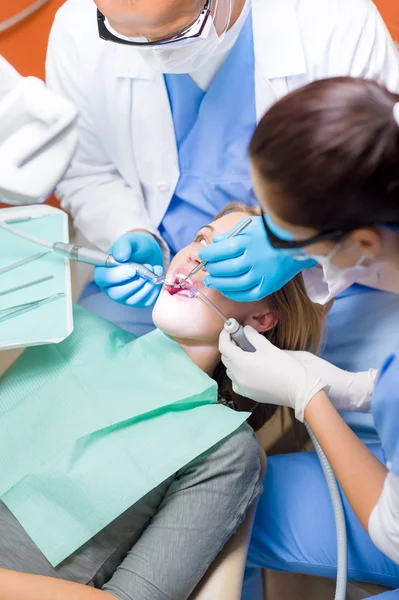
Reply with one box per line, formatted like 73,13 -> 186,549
188,249 -> 201,264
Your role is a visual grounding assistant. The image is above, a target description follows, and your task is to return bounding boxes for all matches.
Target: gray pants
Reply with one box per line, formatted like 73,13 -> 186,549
0,423 -> 261,600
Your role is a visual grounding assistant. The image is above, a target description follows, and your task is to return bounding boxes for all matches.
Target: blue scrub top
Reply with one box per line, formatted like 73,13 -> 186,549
372,340 -> 399,475
159,12 -> 258,257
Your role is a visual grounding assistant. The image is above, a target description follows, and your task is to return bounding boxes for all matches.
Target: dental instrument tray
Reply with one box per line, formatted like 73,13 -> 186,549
0,205 -> 73,350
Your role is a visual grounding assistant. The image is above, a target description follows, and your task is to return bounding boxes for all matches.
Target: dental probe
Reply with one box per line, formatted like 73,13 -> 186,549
177,217 -> 253,286
188,289 -> 256,353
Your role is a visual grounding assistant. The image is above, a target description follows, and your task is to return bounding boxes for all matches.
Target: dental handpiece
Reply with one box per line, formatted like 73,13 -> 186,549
52,243 -> 165,283
52,243 -> 120,267
188,289 -> 256,353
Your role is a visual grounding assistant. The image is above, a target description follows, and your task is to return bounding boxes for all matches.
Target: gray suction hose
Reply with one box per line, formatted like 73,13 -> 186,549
305,423 -> 348,600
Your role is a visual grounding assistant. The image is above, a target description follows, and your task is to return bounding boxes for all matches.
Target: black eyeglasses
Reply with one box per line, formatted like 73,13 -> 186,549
261,211 -> 399,253
97,1 -> 212,47
261,211 -> 348,250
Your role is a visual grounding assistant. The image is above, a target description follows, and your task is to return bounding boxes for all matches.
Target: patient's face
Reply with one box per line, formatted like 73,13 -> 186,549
153,212 -> 270,345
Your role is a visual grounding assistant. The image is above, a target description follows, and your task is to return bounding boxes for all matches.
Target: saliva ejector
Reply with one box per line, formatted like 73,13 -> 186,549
187,288 -> 256,353
187,288 -> 347,600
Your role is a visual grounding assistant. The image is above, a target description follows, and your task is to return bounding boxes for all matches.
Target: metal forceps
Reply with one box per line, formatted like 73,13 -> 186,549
177,218 -> 253,286
0,293 -> 65,324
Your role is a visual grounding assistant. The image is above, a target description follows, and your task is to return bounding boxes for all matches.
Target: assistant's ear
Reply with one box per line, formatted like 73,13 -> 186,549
349,228 -> 382,260
244,311 -> 279,333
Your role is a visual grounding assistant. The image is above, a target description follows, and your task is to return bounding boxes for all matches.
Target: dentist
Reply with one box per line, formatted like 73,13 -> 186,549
46,0 -> 399,336
221,77 -> 399,595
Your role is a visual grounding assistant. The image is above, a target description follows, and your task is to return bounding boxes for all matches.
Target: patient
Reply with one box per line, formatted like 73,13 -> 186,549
0,203 -> 323,600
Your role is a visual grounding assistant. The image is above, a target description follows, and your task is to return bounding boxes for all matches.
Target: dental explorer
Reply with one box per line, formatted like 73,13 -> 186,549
188,288 -> 256,353
0,292 -> 65,323
177,217 -> 253,286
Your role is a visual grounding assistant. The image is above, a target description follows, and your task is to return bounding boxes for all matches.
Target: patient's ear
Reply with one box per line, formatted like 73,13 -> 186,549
244,311 -> 279,333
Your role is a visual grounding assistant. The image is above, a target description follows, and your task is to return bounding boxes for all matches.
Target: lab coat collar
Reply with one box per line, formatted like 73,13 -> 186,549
114,0 -> 306,80
114,46 -> 155,80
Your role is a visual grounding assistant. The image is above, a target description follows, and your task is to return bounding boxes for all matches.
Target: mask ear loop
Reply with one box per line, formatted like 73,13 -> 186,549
337,239 -> 370,268
213,0 -> 233,38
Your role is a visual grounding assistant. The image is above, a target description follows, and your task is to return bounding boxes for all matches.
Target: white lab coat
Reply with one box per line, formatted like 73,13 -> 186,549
46,0 -> 399,259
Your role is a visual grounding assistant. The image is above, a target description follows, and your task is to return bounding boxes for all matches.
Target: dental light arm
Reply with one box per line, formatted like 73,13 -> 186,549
0,55 -> 78,205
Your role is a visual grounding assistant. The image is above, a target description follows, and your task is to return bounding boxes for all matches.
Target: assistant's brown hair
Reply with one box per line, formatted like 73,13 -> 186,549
212,202 -> 325,432
249,77 -> 399,233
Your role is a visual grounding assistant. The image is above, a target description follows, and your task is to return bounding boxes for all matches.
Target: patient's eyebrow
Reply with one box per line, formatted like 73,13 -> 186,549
199,225 -> 215,233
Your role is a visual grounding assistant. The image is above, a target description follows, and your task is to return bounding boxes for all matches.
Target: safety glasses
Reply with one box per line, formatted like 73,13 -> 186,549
261,211 -> 348,251
97,0 -> 213,47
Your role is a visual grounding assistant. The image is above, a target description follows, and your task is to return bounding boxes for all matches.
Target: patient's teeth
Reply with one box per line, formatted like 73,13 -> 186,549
176,273 -> 193,285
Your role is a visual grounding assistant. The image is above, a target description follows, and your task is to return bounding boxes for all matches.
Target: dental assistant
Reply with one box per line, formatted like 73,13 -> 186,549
221,78 -> 399,596
46,0 -> 399,336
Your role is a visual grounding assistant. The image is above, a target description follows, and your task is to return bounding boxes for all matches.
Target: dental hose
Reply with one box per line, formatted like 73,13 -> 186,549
0,219 -> 53,248
0,219 -> 120,267
305,423 -> 348,600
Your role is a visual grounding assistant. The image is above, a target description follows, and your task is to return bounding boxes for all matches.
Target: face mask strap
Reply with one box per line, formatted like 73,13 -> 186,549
212,0 -> 233,39
326,242 -> 342,261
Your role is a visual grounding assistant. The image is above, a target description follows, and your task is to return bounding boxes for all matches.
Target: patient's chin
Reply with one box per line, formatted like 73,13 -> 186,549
152,289 -> 222,343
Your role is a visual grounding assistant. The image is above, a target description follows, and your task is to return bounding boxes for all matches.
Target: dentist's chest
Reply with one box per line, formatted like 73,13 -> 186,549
86,47 -> 297,214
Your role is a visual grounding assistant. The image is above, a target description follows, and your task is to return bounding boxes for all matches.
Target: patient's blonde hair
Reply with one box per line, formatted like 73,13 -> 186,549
213,202 -> 325,432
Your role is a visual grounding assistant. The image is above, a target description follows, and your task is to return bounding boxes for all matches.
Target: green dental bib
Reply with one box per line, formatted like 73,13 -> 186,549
0,306 -> 248,566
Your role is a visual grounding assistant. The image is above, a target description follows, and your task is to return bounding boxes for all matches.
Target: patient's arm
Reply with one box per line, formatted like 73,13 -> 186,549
0,570 -> 116,600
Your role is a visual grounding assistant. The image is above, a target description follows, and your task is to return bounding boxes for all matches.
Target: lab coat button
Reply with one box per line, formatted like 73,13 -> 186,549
158,183 -> 170,193
387,460 -> 392,470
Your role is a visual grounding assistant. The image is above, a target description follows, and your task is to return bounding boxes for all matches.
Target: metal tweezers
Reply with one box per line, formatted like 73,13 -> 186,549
0,292 -> 65,323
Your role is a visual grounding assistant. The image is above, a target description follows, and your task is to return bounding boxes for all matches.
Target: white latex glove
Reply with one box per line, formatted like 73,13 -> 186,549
284,351 -> 378,413
219,326 -> 327,422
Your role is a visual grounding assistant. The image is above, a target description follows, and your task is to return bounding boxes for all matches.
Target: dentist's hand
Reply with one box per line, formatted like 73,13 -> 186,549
284,351 -> 378,413
94,231 -> 164,308
199,217 -> 316,302
219,327 -> 327,422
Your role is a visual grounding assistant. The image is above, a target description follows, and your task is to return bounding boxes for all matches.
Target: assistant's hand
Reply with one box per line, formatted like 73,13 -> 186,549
94,231 -> 164,308
284,351 -> 378,413
199,217 -> 316,301
219,327 -> 327,421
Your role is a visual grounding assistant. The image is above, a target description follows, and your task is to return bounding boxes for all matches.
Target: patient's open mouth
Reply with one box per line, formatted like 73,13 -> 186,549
166,272 -> 197,296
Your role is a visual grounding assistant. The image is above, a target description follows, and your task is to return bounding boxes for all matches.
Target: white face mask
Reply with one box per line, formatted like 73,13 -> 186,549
137,16 -> 225,74
103,0 -> 232,75
309,243 -> 381,303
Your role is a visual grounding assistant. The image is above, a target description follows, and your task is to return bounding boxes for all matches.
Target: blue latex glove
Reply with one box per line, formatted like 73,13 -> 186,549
198,217 -> 316,302
94,232 -> 164,308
